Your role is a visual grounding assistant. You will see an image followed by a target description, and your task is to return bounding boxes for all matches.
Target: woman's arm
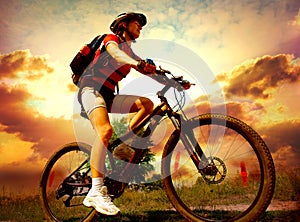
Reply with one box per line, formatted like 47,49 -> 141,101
106,42 -> 156,74
106,42 -> 139,68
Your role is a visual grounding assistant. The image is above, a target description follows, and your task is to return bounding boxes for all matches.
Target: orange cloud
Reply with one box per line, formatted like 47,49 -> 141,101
0,50 -> 54,80
288,8 -> 300,27
0,50 -> 76,160
242,118 -> 300,172
217,54 -> 300,99
260,120 -> 300,154
0,50 -> 77,195
186,99 -> 264,125
68,82 -> 78,92
0,82 -> 75,160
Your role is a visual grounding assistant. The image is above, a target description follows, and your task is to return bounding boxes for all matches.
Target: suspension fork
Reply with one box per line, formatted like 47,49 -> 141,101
164,113 -> 199,170
180,119 -> 209,170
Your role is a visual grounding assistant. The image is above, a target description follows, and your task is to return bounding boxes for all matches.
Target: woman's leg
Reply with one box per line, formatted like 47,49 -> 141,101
110,95 -> 153,160
80,87 -> 119,215
128,97 -> 154,129
111,95 -> 154,129
80,87 -> 112,177
88,106 -> 112,178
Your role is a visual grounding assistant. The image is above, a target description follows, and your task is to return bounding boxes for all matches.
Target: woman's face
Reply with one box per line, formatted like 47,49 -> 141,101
127,20 -> 142,39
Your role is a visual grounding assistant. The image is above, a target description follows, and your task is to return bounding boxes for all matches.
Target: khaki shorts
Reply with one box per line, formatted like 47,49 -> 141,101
80,87 -> 108,116
80,86 -> 144,116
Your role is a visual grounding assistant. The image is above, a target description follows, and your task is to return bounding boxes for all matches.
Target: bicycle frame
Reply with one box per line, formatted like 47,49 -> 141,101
107,80 -> 207,183
56,73 -> 196,201
58,70 -> 209,201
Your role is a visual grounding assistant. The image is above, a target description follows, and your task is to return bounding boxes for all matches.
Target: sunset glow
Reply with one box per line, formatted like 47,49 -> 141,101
0,0 -> 299,195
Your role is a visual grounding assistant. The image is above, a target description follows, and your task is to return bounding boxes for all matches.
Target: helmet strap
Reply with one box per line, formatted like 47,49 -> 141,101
116,23 -> 136,43
124,29 -> 136,43
117,29 -> 126,41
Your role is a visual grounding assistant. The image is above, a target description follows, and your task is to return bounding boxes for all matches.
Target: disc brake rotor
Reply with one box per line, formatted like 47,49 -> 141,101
200,156 -> 227,184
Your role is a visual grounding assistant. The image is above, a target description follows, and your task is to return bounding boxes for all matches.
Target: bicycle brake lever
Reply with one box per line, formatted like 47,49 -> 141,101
180,80 -> 195,90
173,76 -> 183,81
158,66 -> 171,74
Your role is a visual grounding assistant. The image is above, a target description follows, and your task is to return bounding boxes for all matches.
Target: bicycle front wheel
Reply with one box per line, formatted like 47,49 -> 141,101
39,142 -> 97,222
162,114 -> 275,222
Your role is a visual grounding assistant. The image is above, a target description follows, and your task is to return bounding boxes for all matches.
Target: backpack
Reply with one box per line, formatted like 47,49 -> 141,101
70,34 -> 107,86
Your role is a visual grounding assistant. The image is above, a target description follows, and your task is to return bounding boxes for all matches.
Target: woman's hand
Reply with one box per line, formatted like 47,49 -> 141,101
136,60 -> 156,74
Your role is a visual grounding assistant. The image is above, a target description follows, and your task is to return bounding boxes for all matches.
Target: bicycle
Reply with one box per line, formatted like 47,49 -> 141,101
39,67 -> 275,221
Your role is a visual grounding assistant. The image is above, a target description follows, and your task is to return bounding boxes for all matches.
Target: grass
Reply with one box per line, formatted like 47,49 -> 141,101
0,190 -> 299,222
0,195 -> 44,221
115,188 -> 173,212
1,169 -> 299,221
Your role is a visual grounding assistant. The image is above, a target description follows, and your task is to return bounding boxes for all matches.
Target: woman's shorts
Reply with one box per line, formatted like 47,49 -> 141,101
80,86 -> 109,116
80,86 -> 149,116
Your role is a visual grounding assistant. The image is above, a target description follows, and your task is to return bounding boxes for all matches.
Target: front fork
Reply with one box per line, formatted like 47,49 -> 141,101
169,115 -> 209,171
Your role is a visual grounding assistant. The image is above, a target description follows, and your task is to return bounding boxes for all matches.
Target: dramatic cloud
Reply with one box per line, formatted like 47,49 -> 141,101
260,120 -> 300,169
0,49 -> 79,194
0,50 -> 54,79
0,50 -> 75,160
1,0 -> 300,74
0,85 -> 75,159
217,54 -> 300,99
187,97 -> 264,125
189,53 -> 300,172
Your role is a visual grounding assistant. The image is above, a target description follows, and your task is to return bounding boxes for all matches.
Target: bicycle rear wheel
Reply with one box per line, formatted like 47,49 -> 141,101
162,114 -> 275,222
39,142 -> 97,222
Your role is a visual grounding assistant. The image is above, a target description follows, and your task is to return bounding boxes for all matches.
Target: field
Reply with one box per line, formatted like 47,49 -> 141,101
0,191 -> 299,221
1,170 -> 300,222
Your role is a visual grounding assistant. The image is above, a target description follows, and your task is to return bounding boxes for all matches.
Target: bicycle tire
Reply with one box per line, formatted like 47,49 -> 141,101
161,114 -> 275,222
39,142 -> 97,222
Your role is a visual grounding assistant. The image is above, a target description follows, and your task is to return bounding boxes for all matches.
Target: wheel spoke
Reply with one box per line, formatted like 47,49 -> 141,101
40,143 -> 96,221
162,114 -> 275,221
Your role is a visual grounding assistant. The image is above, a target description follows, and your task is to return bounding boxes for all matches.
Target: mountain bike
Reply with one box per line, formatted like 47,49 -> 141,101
39,67 -> 275,221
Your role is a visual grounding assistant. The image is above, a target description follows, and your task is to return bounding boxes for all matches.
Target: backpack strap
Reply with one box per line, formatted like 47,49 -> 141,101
91,34 -> 124,94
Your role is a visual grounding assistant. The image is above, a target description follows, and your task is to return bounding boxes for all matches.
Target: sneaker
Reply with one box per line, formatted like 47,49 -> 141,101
83,186 -> 120,215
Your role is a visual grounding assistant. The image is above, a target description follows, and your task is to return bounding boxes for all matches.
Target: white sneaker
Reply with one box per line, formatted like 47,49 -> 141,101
83,186 -> 120,215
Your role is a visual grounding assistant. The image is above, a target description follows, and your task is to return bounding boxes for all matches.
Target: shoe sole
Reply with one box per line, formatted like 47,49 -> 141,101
83,198 -> 92,208
83,198 -> 120,216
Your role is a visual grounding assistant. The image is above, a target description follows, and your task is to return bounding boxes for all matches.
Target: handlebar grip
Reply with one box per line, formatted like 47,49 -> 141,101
155,69 -> 166,75
154,67 -> 194,90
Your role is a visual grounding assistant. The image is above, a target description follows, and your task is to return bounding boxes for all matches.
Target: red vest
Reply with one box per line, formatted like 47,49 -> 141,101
80,34 -> 140,92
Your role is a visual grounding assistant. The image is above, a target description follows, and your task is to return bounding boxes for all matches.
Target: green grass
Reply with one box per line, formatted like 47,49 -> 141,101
1,168 -> 300,222
0,195 -> 44,221
0,190 -> 299,222
273,170 -> 300,201
115,188 -> 173,212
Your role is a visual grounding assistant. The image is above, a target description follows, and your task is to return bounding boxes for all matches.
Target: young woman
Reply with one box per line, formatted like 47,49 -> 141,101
79,12 -> 156,215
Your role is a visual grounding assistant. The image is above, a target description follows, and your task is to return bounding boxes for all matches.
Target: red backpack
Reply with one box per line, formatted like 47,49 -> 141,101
70,34 -> 107,86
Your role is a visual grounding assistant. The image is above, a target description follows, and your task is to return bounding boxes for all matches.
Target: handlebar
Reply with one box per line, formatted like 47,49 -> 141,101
155,66 -> 195,91
152,66 -> 195,112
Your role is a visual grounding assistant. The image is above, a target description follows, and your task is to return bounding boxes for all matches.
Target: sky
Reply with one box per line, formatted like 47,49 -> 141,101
0,0 -> 300,195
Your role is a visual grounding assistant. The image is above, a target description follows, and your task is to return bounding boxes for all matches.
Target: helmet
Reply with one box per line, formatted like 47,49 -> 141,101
110,12 -> 147,34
